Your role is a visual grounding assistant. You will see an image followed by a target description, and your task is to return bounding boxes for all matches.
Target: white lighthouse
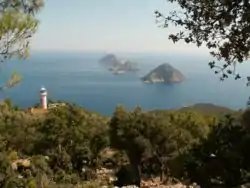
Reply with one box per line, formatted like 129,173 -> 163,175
40,86 -> 47,110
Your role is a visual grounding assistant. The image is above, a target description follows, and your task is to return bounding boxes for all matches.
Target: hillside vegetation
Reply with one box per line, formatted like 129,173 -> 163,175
0,100 -> 250,187
178,103 -> 236,116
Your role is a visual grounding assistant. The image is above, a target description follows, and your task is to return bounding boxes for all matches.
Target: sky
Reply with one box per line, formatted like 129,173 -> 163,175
31,0 -> 209,54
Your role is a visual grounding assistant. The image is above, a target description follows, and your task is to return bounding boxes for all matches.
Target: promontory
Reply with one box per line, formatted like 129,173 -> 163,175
141,63 -> 185,84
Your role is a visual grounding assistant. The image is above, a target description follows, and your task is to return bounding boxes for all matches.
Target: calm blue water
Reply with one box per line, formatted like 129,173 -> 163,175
0,51 -> 249,116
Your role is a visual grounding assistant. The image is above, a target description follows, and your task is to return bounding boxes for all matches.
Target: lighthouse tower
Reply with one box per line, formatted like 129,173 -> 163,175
40,87 -> 48,110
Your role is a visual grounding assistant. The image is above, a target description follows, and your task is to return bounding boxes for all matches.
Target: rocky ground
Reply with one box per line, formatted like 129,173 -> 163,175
93,167 -> 250,188
96,167 -> 200,188
102,184 -> 199,188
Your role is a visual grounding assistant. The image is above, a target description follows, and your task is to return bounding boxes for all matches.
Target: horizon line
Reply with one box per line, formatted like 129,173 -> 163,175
30,49 -> 210,56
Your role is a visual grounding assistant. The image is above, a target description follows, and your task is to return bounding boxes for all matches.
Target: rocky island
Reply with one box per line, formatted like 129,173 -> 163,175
99,54 -> 139,75
141,63 -> 185,84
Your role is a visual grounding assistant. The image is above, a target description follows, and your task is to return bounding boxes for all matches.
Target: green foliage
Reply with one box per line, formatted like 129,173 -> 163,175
34,104 -> 109,176
0,0 -> 44,90
1,100 -> 248,187
178,103 -> 236,117
109,106 -> 212,185
241,108 -> 250,131
3,97 -> 19,111
155,0 -> 249,82
185,115 -> 250,187
0,102 -> 109,187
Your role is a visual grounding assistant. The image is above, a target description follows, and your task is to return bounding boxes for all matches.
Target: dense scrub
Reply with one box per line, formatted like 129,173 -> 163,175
0,100 -> 249,187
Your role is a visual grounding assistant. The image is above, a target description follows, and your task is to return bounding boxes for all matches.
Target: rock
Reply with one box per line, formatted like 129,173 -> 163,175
141,63 -> 185,84
99,54 -> 139,74
11,159 -> 31,170
99,54 -> 121,68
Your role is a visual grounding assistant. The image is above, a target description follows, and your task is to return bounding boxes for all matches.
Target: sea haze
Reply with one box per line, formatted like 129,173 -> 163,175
0,51 -> 249,116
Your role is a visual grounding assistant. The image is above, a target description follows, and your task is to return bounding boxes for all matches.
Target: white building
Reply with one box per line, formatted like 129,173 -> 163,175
40,87 -> 47,110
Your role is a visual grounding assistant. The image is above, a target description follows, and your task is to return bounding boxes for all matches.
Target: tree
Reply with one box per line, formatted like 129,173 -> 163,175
155,0 -> 250,82
185,115 -> 250,187
0,101 -> 110,187
109,106 -> 211,186
33,104 -> 109,182
155,111 -> 211,180
241,108 -> 250,130
0,0 -> 44,90
109,106 -> 148,187
149,120 -> 187,182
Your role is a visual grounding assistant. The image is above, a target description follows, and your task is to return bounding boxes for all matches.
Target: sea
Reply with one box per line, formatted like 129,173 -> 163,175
0,51 -> 249,116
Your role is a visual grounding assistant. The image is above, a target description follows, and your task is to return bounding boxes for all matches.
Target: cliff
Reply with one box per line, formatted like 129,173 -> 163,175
141,63 -> 185,84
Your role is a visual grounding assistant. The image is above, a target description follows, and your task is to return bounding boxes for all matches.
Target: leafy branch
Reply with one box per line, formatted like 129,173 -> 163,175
154,0 -> 250,83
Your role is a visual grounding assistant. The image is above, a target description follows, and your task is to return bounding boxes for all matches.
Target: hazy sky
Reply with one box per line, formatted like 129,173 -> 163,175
31,0 -> 209,54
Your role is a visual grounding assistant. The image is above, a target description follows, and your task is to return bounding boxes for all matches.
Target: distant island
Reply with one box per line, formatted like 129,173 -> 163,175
99,54 -> 139,75
141,63 -> 185,84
